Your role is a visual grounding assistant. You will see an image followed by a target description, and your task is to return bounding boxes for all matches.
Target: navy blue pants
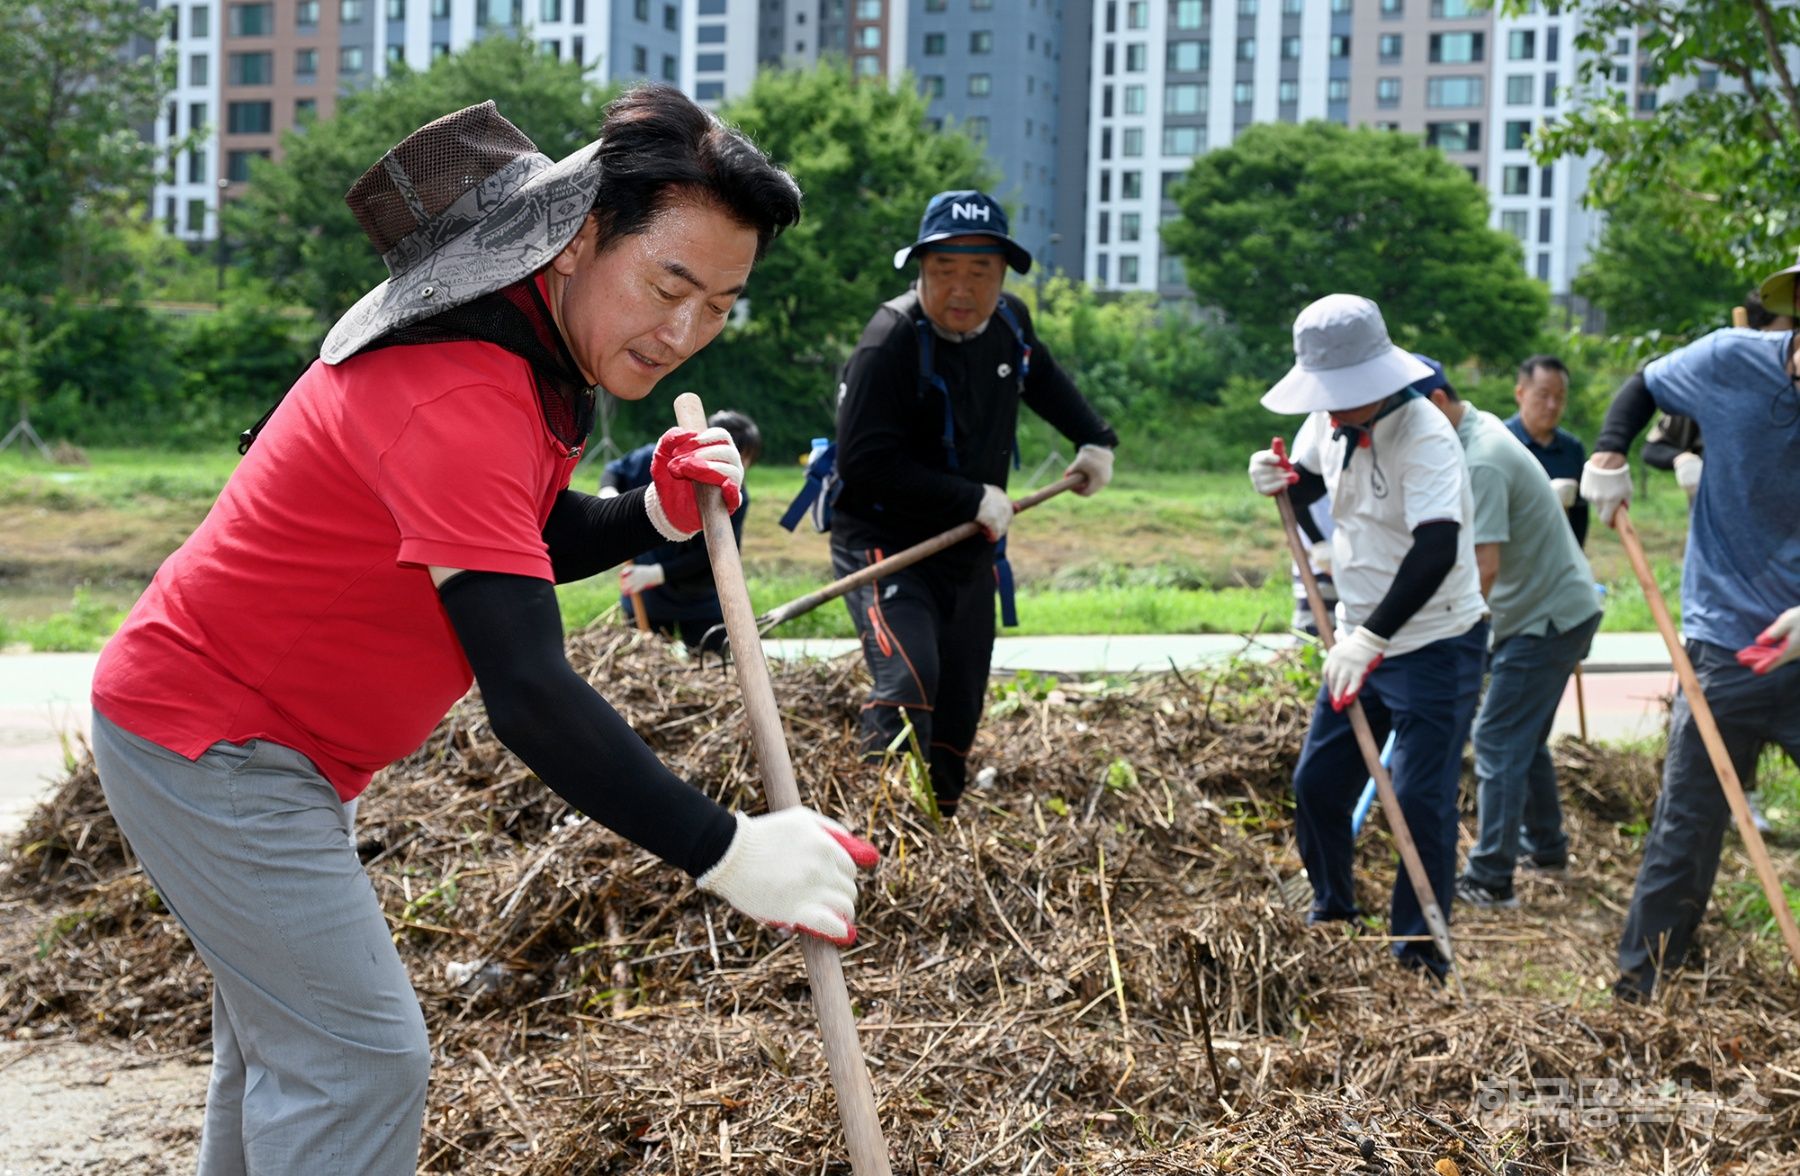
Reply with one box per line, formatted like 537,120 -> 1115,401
1291,622 -> 1487,973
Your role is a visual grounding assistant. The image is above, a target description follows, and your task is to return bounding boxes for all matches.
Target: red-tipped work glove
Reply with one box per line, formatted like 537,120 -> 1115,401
696,808 -> 881,946
619,563 -> 666,595
1737,606 -> 1800,675
1249,437 -> 1300,496
1323,626 -> 1388,711
646,426 -> 744,540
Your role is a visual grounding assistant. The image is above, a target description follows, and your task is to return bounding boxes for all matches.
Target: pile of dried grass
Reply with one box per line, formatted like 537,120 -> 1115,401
2,627 -> 1794,1174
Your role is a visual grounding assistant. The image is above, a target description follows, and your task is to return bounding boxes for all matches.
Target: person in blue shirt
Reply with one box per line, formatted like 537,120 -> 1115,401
1580,257 -> 1800,1001
1503,354 -> 1588,548
602,409 -> 760,652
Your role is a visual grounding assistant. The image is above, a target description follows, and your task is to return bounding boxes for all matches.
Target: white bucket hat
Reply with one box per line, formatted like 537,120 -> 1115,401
1261,294 -> 1435,414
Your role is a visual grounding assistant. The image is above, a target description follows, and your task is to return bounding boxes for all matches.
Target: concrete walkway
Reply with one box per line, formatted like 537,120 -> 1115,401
0,635 -> 1681,839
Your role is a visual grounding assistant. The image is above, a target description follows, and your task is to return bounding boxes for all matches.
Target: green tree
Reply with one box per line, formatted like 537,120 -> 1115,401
644,63 -> 993,451
1572,190 -> 1748,338
229,36 -> 610,322
0,0 -> 172,301
1512,0 -> 1800,271
1161,121 -> 1547,371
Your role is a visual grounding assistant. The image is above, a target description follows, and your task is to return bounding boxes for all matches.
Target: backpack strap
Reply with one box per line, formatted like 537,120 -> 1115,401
993,536 -> 1019,628
779,439 -> 839,533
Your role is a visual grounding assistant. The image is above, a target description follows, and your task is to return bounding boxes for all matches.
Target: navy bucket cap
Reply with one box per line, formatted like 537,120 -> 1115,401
893,189 -> 1033,274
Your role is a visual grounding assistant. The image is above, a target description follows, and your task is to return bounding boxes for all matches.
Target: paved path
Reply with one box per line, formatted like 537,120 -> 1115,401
0,635 -> 1680,839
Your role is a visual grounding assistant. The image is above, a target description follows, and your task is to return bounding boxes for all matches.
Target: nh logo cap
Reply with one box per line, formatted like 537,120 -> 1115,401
893,189 -> 1033,274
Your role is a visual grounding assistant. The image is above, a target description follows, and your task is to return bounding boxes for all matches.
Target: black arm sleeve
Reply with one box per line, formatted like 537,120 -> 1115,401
1594,369 -> 1659,455
1288,467 -> 1328,544
1640,414 -> 1701,471
540,487 -> 667,583
1362,521 -> 1460,641
437,571 -> 738,877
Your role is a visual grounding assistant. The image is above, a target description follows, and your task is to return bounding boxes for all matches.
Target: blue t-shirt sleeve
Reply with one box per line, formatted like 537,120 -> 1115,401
1643,333 -> 1721,421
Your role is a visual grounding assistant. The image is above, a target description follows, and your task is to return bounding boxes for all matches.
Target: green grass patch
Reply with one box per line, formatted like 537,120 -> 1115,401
0,587 -> 127,653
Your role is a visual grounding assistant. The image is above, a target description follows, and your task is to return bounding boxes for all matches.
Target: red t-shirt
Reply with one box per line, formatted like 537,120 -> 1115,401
93,334 -> 582,800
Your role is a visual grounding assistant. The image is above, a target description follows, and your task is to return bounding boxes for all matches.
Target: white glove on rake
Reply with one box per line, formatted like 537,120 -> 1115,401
697,808 -> 880,946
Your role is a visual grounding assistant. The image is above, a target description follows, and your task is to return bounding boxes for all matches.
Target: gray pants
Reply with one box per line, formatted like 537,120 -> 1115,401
1617,640 -> 1800,996
92,711 -> 430,1175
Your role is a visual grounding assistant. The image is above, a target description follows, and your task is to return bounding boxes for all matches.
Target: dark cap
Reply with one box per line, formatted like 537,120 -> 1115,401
892,189 -> 1032,274
1408,353 -> 1449,396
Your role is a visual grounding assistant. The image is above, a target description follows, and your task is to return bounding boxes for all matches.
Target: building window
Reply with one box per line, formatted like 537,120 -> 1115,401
1122,127 -> 1143,157
186,199 -> 207,233
1233,80 -> 1253,104
634,0 -> 648,19
1120,212 -> 1141,241
191,4 -> 210,36
1165,82 -> 1204,114
1278,79 -> 1297,104
1429,31 -> 1482,63
697,23 -> 725,42
665,3 -> 677,29
433,0 -> 451,15
1124,84 -> 1145,113
1168,40 -> 1206,71
1507,29 -> 1534,60
1380,0 -> 1401,15
1504,119 -> 1530,149
965,115 -> 988,140
859,25 -> 881,48
1100,171 -> 1111,202
1128,0 -> 1148,28
339,44 -> 365,72
1543,71 -> 1558,106
698,0 -> 725,11
1500,209 -> 1527,239
970,30 -> 992,53
1538,206 -> 1553,243
1546,26 -> 1559,61
296,0 -> 319,24
1637,89 -> 1658,113
1501,165 -> 1529,195
1540,165 -> 1554,197
1327,77 -> 1348,102
924,0 -> 945,9
696,80 -> 725,100
1425,120 -> 1479,152
697,51 -> 725,71
432,41 -> 450,58
1376,77 -> 1399,106
187,148 -> 207,184
1426,76 -> 1482,107
969,73 -> 991,95
1122,171 -> 1142,199
541,0 -> 562,17
1120,255 -> 1140,284
972,0 -> 992,8
923,32 -> 945,54
1430,0 -> 1471,13
1096,253 -> 1109,284
1281,36 -> 1299,60
294,47 -> 318,78
189,53 -> 209,85
1331,0 -> 1350,10
1160,254 -> 1186,286
229,3 -> 273,34
1236,37 -> 1254,61
1163,126 -> 1203,155
1173,0 -> 1204,29
1283,0 -> 1301,11
225,149 -> 268,181
387,0 -> 405,17
1378,34 -> 1400,63
228,51 -> 272,84
1505,74 -> 1531,104
340,0 -> 363,22
1237,0 -> 1256,13
188,101 -> 207,132
1330,34 -> 1350,57
1126,43 -> 1146,70
857,0 -> 882,14
1097,211 -> 1109,244
856,53 -> 880,75
632,44 -> 647,72
1536,252 -> 1550,280
295,97 -> 317,119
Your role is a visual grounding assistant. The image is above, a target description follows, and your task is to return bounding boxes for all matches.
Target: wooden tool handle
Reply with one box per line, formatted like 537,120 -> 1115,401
673,394 -> 894,1174
1275,491 -> 1460,973
1616,510 -> 1800,974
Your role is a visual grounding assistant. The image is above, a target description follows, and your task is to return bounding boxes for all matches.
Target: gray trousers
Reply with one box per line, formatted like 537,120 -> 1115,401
1617,641 -> 1800,995
92,711 -> 430,1175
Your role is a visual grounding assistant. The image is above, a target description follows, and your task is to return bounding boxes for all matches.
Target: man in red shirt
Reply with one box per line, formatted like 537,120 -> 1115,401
90,88 -> 878,1174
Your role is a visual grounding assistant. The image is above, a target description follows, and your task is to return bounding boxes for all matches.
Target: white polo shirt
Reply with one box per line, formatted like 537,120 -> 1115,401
1291,396 -> 1486,657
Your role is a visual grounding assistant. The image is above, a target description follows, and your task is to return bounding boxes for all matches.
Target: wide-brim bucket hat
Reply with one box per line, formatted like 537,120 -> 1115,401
1757,252 -> 1800,318
321,101 -> 604,364
892,189 -> 1032,275
1262,294 -> 1435,414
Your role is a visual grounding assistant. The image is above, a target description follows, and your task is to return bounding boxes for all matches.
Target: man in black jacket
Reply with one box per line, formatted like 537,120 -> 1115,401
830,190 -> 1118,817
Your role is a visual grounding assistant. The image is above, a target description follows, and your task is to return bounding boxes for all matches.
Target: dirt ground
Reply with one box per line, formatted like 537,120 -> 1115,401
0,1038 -> 203,1174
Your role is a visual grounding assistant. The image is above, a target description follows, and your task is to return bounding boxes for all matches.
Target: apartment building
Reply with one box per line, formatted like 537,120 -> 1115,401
153,0 -> 684,242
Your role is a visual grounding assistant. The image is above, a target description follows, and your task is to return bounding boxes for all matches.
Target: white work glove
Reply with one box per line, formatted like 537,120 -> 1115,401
619,563 -> 666,594
1322,626 -> 1388,711
1737,606 -> 1800,675
1550,478 -> 1578,510
697,808 -> 881,946
975,483 -> 1013,541
1064,444 -> 1114,496
1579,456 -> 1633,527
1248,439 -> 1300,497
1308,540 -> 1333,575
1674,452 -> 1703,497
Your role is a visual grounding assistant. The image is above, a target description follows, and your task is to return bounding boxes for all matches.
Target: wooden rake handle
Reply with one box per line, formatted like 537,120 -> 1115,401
1274,489 -> 1461,975
673,394 -> 893,1174
1614,509 -> 1800,974
757,474 -> 1086,633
